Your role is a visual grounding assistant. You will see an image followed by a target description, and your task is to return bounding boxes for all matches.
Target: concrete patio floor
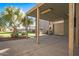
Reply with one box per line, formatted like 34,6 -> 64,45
0,35 -> 68,56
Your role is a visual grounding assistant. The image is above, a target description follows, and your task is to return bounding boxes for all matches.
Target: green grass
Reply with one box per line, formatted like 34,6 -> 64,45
0,32 -> 35,37
0,32 -> 12,34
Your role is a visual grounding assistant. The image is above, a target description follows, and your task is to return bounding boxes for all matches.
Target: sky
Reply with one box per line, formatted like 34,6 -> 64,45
0,3 -> 37,13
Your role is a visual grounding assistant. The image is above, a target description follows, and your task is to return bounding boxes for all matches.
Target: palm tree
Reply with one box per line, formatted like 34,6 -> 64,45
26,18 -> 33,33
21,16 -> 33,38
2,6 -> 25,37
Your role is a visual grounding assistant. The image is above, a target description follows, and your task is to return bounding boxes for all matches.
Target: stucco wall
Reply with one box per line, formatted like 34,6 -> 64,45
39,19 -> 69,36
40,20 -> 49,33
54,23 -> 64,35
52,19 -> 69,36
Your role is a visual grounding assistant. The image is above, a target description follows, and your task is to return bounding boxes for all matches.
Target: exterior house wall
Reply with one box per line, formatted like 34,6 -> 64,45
39,19 -> 69,36
54,22 -> 64,35
52,20 -> 64,35
39,19 -> 49,33
52,19 -> 69,36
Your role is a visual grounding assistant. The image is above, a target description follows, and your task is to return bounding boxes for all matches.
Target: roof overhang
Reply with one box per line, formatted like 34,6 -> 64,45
27,3 -> 69,21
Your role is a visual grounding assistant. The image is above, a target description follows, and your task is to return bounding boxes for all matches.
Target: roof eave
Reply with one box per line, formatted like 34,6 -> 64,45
26,3 -> 45,15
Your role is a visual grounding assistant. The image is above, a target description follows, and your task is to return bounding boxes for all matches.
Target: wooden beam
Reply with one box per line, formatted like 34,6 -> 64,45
28,3 -> 45,15
36,8 -> 40,44
69,3 -> 75,56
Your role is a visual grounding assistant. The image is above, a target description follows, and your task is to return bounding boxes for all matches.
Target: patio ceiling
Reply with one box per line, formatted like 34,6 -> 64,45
27,3 -> 69,21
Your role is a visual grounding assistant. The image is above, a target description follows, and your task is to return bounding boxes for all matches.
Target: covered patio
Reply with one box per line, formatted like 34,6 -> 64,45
27,3 -> 78,56
0,3 -> 79,56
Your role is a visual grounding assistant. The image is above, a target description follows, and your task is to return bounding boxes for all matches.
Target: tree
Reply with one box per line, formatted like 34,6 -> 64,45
21,16 -> 33,38
2,6 -> 25,37
0,14 -> 7,31
0,6 -> 33,38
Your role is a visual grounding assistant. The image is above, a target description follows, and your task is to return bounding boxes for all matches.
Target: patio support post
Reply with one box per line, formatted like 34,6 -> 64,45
36,7 -> 40,44
69,3 -> 75,56
75,3 -> 79,49
51,21 -> 54,34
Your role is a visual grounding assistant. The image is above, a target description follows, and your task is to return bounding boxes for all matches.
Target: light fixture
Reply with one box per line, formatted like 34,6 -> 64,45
41,8 -> 53,14
53,20 -> 64,24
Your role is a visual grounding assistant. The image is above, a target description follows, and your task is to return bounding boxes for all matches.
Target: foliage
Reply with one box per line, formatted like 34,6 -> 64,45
0,14 -> 7,31
21,16 -> 33,27
0,6 -> 34,37
2,6 -> 25,29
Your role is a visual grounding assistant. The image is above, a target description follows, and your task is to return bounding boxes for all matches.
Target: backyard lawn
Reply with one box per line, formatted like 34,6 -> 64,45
0,32 -> 35,38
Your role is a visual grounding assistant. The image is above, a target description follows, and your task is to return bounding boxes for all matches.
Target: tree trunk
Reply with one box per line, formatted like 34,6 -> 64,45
25,25 -> 28,39
0,28 -> 1,31
11,26 -> 18,38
